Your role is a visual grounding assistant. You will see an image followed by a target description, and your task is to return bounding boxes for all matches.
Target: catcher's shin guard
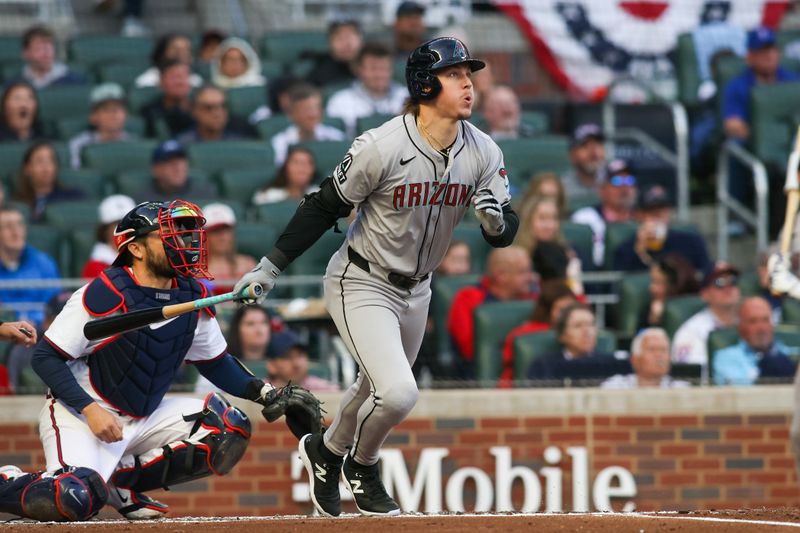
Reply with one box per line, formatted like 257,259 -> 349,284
111,393 -> 251,493
0,466 -> 108,521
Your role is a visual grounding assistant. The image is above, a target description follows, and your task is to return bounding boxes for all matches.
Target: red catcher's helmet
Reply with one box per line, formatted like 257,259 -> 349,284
112,199 -> 212,279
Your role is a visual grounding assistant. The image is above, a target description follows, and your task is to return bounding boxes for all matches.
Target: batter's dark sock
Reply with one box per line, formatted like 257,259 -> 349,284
318,440 -> 343,463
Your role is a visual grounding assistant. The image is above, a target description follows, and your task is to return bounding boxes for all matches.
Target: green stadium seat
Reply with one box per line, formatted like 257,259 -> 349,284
521,111 -> 549,135
57,169 -> 109,199
96,62 -> 149,89
187,141 -> 274,177
225,85 -> 267,118
0,142 -> 67,181
252,199 -> 300,230
235,222 -> 277,259
496,136 -> 570,179
783,298 -> 800,325
55,115 -> 146,140
0,61 -> 23,83
82,140 -> 157,179
512,329 -> 617,381
431,274 -> 481,358
296,140 -> 350,179
661,295 -> 705,338
616,272 -> 651,338
68,35 -> 154,68
127,86 -> 160,113
603,221 -> 638,270
37,85 -> 92,123
261,60 -> 284,80
255,115 -> 291,140
562,221 -> 594,269
473,300 -> 536,385
287,230 -> 346,297
675,33 -> 701,107
0,36 -> 22,63
451,224 -> 491,273
751,81 -> 800,169
44,200 -> 105,228
259,31 -> 328,65
69,229 -> 95,278
289,58 -> 316,79
736,270 -> 762,297
356,114 -> 395,136
217,168 -> 271,205
27,223 -> 67,272
115,168 -> 211,197
244,360 -> 269,379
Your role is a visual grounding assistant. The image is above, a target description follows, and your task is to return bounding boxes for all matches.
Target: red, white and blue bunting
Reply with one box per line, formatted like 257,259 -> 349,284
494,1 -> 789,99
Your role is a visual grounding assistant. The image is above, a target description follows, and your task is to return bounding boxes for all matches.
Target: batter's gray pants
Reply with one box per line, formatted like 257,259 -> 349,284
322,245 -> 431,466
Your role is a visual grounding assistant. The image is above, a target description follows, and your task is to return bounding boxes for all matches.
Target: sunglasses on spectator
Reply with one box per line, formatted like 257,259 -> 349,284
709,275 -> 738,289
608,175 -> 636,187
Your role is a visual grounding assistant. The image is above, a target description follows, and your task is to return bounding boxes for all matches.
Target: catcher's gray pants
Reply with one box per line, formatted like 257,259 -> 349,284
322,244 -> 431,465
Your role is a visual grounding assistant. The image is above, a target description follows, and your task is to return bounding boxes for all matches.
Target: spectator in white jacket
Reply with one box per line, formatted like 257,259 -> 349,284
325,42 -> 408,137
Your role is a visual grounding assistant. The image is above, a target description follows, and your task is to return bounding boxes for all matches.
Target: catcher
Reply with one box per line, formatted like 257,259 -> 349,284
0,200 -> 321,522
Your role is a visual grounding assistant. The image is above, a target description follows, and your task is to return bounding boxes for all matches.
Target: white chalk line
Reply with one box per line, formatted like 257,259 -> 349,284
4,511 -> 800,528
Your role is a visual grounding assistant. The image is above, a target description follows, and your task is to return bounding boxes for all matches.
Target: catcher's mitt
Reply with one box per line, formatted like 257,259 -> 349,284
261,384 -> 324,439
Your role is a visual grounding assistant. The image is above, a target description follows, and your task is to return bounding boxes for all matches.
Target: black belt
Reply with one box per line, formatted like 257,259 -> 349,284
347,246 -> 429,290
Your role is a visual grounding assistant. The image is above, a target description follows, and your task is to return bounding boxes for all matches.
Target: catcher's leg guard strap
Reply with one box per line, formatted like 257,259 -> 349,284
0,467 -> 108,522
112,393 -> 251,493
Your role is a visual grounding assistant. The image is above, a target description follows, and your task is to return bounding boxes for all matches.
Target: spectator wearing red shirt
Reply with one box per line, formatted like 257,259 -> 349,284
499,280 -> 579,388
447,246 -> 534,379
81,195 -> 136,279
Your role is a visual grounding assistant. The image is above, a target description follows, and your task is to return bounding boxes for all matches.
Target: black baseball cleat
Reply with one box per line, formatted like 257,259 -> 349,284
342,456 -> 401,516
298,433 -> 343,517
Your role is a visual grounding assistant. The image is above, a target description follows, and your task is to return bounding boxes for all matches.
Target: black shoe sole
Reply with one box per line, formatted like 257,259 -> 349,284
298,433 -> 341,517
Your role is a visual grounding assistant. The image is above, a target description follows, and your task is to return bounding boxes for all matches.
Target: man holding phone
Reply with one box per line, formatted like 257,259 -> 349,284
613,184 -> 712,275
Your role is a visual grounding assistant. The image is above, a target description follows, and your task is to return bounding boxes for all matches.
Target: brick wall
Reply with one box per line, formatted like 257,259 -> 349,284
2,399 -> 799,517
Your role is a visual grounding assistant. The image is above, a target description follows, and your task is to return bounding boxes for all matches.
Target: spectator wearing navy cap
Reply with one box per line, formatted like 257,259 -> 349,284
561,123 -> 606,209
268,330 -> 340,392
570,159 -> 637,268
723,26 -> 800,142
613,184 -> 712,274
393,1 -> 427,59
132,140 -> 216,203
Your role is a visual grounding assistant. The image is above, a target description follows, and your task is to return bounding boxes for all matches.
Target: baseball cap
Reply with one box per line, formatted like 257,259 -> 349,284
203,202 -> 236,231
747,26 -> 776,51
98,194 -> 136,225
45,291 -> 72,319
397,1 -> 425,17
570,123 -> 605,148
90,82 -> 125,108
266,330 -> 307,360
637,184 -> 672,210
600,159 -> 636,187
702,262 -> 740,289
152,140 -> 186,164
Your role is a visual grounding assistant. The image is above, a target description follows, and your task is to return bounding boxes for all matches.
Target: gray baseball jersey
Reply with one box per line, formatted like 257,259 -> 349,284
331,114 -> 511,277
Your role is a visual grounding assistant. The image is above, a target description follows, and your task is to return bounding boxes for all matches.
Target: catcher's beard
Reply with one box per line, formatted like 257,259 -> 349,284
145,244 -> 178,279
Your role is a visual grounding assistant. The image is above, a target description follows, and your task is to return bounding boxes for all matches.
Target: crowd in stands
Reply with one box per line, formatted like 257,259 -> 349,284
0,5 -> 799,395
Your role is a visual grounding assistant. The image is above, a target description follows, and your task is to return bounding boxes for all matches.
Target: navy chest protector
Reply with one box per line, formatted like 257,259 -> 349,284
82,267 -> 213,417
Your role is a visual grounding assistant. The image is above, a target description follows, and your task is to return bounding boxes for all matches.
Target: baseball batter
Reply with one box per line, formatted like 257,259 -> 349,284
0,200 -> 283,522
235,37 -> 518,516
768,254 -> 800,479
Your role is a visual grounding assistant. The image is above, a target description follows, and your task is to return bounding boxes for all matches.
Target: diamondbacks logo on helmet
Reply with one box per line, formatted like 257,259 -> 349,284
406,37 -> 486,101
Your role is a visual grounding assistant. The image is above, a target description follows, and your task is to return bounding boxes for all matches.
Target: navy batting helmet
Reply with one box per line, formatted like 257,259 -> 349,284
406,37 -> 485,101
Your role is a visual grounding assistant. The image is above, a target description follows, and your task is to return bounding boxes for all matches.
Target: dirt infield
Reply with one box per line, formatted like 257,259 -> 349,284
4,509 -> 800,532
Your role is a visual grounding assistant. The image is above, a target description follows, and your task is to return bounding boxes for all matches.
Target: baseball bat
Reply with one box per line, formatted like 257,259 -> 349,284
781,125 -> 800,255
83,283 -> 263,341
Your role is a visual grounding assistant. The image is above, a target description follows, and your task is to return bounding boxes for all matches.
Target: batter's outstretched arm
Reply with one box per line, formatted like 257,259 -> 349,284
31,339 -> 95,412
480,204 -> 519,248
265,177 -> 354,270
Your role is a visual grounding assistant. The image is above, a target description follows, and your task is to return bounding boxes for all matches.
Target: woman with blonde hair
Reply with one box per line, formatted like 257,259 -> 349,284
516,172 -> 567,216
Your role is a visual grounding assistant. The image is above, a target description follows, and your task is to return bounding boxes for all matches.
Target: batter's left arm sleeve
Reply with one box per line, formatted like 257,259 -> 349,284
193,353 -> 263,399
481,204 -> 518,247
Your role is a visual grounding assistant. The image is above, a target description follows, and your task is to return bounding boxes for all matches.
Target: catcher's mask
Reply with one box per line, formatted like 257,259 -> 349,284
112,199 -> 212,279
